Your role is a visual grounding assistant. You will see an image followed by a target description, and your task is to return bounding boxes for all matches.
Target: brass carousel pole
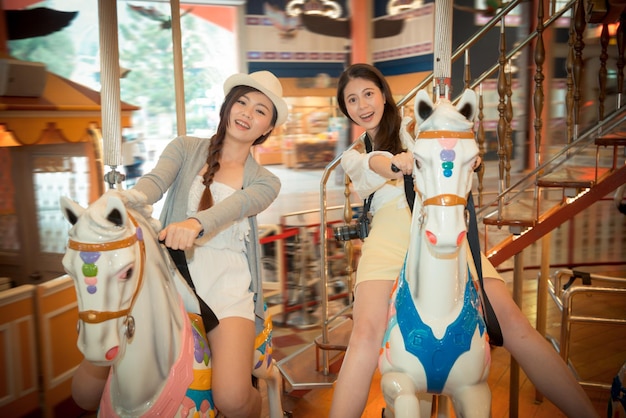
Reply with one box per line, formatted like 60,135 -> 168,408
170,0 -> 187,136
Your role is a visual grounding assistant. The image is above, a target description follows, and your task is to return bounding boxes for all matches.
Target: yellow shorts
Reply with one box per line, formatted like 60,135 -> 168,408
355,195 -> 504,286
356,196 -> 411,286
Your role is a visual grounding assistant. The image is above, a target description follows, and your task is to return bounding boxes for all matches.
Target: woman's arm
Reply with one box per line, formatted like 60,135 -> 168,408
133,136 -> 187,204
342,148 -> 411,199
369,151 -> 414,178
193,164 -> 281,241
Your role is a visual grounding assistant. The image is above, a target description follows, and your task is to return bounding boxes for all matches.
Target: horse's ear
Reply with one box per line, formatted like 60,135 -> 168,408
456,89 -> 478,122
400,116 -> 416,150
59,196 -> 84,226
105,196 -> 128,227
414,90 -> 434,124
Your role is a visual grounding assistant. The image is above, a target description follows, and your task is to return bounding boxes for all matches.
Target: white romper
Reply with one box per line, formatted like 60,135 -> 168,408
186,175 -> 255,322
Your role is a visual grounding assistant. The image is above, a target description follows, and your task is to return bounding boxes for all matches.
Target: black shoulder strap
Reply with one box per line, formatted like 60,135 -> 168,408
466,192 -> 503,346
403,175 -> 415,208
364,133 -> 373,153
166,247 -> 220,332
362,134 -> 374,208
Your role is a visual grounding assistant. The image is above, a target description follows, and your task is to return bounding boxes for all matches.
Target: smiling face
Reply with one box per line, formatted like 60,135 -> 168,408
342,77 -> 386,138
227,90 -> 275,144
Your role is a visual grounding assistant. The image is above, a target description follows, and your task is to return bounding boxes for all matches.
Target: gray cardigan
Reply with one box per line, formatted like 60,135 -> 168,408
134,135 -> 281,331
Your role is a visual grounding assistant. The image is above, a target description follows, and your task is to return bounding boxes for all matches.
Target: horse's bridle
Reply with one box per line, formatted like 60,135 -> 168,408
68,212 -> 145,326
422,194 -> 467,207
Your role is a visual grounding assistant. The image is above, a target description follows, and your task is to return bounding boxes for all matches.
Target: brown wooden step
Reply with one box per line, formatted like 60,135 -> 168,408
482,198 -> 538,231
596,132 -> 626,147
537,166 -> 609,189
482,195 -> 567,231
596,131 -> 626,170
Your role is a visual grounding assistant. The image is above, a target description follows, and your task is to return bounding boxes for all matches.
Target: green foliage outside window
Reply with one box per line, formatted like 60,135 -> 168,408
7,0 -> 235,138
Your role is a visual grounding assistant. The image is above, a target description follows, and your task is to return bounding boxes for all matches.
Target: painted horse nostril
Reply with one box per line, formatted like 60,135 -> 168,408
106,346 -> 119,361
426,230 -> 437,245
457,231 -> 467,246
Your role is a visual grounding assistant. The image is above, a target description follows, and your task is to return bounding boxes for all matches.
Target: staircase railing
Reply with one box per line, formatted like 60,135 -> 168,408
478,105 -> 626,221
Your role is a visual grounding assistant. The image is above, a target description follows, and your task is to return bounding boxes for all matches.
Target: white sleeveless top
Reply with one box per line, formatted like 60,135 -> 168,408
185,175 -> 254,321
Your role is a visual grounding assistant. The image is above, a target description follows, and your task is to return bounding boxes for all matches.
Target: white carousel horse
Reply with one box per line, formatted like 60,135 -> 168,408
379,89 -> 491,418
60,189 -> 284,418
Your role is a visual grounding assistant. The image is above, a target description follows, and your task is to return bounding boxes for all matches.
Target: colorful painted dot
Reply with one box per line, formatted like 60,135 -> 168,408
440,149 -> 456,162
87,285 -> 97,294
136,227 -> 143,241
82,263 -> 98,277
80,251 -> 100,264
440,147 -> 457,177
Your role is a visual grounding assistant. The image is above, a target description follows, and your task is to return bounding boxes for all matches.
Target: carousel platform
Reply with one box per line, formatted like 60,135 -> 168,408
276,315 -> 352,392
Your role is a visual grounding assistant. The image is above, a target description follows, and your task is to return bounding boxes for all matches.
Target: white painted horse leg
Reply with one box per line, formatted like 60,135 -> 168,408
262,360 -> 284,418
450,382 -> 491,418
381,372 -> 421,418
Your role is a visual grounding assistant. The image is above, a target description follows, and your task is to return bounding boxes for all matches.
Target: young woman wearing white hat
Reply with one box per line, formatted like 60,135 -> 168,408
72,70 -> 288,418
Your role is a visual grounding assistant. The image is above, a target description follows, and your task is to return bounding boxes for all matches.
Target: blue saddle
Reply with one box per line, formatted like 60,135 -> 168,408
394,264 -> 486,393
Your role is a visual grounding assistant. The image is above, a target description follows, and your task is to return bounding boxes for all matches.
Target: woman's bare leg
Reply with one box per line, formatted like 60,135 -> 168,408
208,317 -> 261,418
329,280 -> 394,418
484,277 -> 599,418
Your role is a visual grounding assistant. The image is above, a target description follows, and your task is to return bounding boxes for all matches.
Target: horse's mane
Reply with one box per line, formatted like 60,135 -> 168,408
117,189 -> 161,234
116,189 -> 200,316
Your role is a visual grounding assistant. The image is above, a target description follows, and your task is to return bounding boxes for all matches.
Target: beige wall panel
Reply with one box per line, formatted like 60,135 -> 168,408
0,285 -> 39,417
35,275 -> 81,418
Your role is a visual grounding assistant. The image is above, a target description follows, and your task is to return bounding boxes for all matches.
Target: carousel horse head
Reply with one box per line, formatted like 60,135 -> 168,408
60,188 -> 179,365
61,189 -> 218,416
411,88 -> 480,254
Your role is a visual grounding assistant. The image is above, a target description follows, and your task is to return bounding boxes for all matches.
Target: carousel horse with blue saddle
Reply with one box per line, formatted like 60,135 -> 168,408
379,88 -> 492,418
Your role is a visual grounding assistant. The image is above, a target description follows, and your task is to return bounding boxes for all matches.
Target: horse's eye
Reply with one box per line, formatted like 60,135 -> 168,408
415,159 -> 422,170
119,267 -> 133,280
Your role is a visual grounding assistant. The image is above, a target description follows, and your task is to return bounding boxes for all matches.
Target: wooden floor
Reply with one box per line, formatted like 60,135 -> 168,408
260,265 -> 626,418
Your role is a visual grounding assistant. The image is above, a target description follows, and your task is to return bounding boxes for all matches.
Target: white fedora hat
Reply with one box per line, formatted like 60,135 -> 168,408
223,70 -> 288,127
